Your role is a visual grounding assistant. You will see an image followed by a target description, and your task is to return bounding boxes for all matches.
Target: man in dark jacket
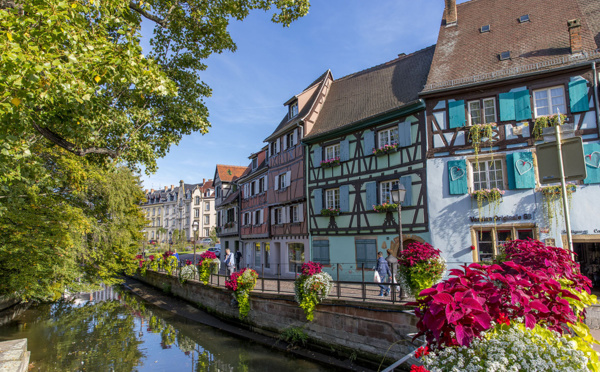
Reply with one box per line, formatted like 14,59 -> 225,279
376,251 -> 391,296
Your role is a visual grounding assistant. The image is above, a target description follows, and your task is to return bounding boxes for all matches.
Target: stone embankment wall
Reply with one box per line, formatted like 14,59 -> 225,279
136,271 -> 421,364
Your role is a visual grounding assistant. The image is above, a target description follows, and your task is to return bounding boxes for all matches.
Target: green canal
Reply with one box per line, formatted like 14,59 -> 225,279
0,286 -> 332,371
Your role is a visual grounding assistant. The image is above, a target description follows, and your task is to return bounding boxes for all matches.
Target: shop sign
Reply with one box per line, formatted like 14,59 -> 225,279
469,214 -> 533,223
561,230 -> 589,235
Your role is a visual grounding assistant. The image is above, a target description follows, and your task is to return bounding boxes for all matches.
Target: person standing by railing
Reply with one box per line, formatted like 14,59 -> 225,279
376,252 -> 391,296
224,248 -> 236,276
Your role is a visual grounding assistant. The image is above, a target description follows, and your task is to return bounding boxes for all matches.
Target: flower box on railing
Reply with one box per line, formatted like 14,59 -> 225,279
372,203 -> 398,213
372,143 -> 399,156
320,157 -> 340,168
320,208 -> 340,217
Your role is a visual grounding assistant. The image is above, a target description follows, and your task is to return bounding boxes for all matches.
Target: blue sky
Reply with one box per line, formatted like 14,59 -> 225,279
139,1 -> 465,189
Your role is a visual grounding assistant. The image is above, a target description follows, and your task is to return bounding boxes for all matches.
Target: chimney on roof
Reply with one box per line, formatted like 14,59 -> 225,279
568,19 -> 583,54
150,189 -> 155,193
445,0 -> 457,26
164,186 -> 168,191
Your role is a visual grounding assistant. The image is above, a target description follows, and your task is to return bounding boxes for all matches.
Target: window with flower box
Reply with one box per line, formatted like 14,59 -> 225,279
325,144 -> 340,161
470,158 -> 506,191
380,180 -> 399,204
468,98 -> 496,126
533,86 -> 566,117
325,188 -> 340,210
378,127 -> 398,147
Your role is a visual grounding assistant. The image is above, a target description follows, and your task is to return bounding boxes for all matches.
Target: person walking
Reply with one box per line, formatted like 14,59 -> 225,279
386,249 -> 400,295
224,248 -> 236,276
235,250 -> 243,271
376,251 -> 391,296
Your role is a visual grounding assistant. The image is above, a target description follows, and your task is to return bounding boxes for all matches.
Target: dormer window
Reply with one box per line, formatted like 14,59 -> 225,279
480,24 -> 490,33
289,102 -> 298,118
499,51 -> 511,61
519,14 -> 530,23
252,157 -> 258,169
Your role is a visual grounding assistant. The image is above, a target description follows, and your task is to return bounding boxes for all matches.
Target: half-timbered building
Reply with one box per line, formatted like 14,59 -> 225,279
422,0 -> 600,275
264,71 -> 332,276
303,46 -> 435,280
214,165 -> 248,255
238,147 -> 271,272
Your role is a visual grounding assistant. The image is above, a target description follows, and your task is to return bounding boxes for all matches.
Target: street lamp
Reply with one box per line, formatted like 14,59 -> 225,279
391,183 -> 407,300
192,220 -> 199,265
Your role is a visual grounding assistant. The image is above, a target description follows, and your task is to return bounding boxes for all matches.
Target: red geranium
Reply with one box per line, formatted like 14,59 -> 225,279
410,366 -> 429,372
415,346 -> 429,358
300,261 -> 323,276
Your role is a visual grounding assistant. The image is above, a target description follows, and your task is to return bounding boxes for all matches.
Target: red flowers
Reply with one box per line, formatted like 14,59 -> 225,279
399,242 -> 442,268
300,261 -> 323,276
470,245 -> 476,251
185,259 -> 192,266
196,251 -> 217,266
497,313 -> 510,326
162,251 -> 175,259
415,346 -> 429,358
410,366 -> 429,372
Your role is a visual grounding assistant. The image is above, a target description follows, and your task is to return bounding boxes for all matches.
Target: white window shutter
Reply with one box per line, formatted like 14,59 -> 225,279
298,204 -> 304,222
264,176 -> 268,191
283,135 -> 288,150
268,142 -> 272,155
251,211 -> 255,225
276,138 -> 280,153
293,128 -> 298,145
260,209 -> 264,224
284,206 -> 289,223
271,208 -> 275,225
274,175 -> 279,190
285,171 -> 291,187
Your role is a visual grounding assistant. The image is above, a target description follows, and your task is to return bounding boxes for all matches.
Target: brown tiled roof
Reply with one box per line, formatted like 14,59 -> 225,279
221,190 -> 240,205
215,165 -> 249,183
423,0 -> 600,92
304,46 -> 435,140
265,70 -> 331,142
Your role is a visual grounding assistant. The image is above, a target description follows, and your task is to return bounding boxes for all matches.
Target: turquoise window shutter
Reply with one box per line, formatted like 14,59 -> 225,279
340,185 -> 350,212
340,139 -> 350,162
506,153 -> 516,189
365,181 -> 377,209
583,142 -> 600,184
313,188 -> 323,213
569,80 -> 590,113
363,130 -> 375,155
448,159 -> 468,195
448,100 -> 466,128
313,145 -> 322,168
398,121 -> 412,147
514,90 -> 532,121
399,175 -> 413,207
511,152 -> 536,189
499,92 -> 516,121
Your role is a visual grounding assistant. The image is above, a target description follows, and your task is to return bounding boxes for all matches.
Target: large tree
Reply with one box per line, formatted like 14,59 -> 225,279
0,0 -> 309,300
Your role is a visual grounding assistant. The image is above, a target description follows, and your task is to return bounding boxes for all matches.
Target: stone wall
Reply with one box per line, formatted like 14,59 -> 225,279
136,271 -> 421,364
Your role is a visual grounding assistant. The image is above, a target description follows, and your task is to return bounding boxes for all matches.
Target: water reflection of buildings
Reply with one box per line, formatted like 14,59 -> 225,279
73,285 -> 119,305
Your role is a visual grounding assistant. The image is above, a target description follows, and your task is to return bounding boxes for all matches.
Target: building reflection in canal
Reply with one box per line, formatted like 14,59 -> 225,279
0,285 -> 330,371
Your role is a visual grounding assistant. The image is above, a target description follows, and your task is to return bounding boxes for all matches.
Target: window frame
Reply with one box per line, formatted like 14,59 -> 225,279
254,210 -> 261,225
325,188 -> 340,210
472,225 -> 537,262
194,208 -> 200,218
324,143 -> 340,161
355,239 -> 377,268
468,155 -> 508,192
292,205 -> 299,223
279,173 -> 287,189
533,85 -> 567,118
377,127 -> 399,147
379,179 -> 399,205
312,239 -> 330,265
289,102 -> 299,118
467,97 -> 496,126
275,207 -> 283,225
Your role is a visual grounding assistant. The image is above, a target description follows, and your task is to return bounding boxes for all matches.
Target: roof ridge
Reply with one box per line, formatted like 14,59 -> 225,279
335,45 -> 436,82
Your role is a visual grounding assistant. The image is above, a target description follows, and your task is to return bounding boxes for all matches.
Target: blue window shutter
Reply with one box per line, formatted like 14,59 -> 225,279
313,145 -> 322,168
314,240 -> 330,264
506,153 -> 516,189
569,80 -> 590,113
448,100 -> 466,128
512,152 -> 536,189
340,139 -> 350,162
312,241 -> 321,262
365,181 -> 377,209
399,175 -> 413,207
313,188 -> 323,213
356,241 -> 366,264
340,185 -> 350,212
499,92 -> 516,121
583,142 -> 600,184
363,130 -> 375,155
398,121 -> 412,147
448,159 -> 468,195
514,90 -> 532,121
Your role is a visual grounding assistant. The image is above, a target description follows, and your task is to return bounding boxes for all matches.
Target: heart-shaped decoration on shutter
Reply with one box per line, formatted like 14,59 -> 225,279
515,159 -> 533,175
584,151 -> 600,169
450,166 -> 465,181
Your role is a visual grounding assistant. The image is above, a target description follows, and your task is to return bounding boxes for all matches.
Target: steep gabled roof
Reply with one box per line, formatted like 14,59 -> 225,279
304,46 -> 435,140
215,165 -> 249,183
423,0 -> 600,93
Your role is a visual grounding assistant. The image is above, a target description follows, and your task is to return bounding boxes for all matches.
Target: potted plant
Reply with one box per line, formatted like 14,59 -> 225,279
196,251 -> 220,284
397,242 -> 445,298
225,268 -> 259,319
372,143 -> 399,156
320,157 -> 340,168
294,262 -> 333,321
320,207 -> 340,217
532,113 -> 567,140
372,202 -> 398,213
179,260 -> 197,284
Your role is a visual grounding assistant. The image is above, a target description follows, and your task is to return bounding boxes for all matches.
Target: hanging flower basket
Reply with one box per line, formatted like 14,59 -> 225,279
320,208 -> 340,217
320,157 -> 340,168
469,123 -> 496,165
372,203 -> 398,213
372,143 -> 399,156
532,114 -> 567,140
470,188 -> 505,221
537,183 -> 577,228
294,262 -> 333,321
225,268 -> 258,319
397,242 -> 445,298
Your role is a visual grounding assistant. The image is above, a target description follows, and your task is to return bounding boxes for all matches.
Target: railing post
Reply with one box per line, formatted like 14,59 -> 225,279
336,264 -> 341,299
261,264 -> 264,292
217,271 -> 220,287
362,263 -> 366,301
277,263 -> 281,294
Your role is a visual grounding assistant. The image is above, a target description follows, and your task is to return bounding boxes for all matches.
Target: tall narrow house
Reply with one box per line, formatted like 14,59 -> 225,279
214,165 -> 248,255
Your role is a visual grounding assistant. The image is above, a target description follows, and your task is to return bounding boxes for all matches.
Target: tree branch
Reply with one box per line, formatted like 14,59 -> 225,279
129,2 -> 167,27
32,124 -> 119,158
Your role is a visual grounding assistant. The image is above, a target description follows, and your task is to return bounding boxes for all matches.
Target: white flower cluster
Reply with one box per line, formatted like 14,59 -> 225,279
302,272 -> 334,302
423,323 -> 590,372
179,264 -> 197,282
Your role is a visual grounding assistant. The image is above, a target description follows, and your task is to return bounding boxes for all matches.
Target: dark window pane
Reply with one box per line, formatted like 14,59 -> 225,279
518,230 -> 534,240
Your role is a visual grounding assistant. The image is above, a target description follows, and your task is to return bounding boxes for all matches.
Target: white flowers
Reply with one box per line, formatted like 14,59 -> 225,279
179,264 -> 197,283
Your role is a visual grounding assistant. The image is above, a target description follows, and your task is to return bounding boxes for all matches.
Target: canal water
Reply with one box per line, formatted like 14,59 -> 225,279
0,286 -> 332,371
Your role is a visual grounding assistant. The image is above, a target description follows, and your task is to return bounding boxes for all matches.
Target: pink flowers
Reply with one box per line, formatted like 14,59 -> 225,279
300,261 -> 323,276
320,157 -> 340,168
372,142 -> 399,156
162,251 -> 175,259
398,242 -> 442,268
196,251 -> 217,266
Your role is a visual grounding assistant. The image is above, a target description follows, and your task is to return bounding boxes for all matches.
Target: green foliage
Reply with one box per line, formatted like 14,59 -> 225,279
468,123 -> 496,165
163,255 -> 178,276
209,227 -> 219,246
294,272 -> 333,321
533,114 -> 567,139
397,258 -> 445,298
279,326 -> 308,348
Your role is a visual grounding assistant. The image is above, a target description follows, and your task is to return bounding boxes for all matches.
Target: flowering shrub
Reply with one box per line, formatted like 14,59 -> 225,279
225,268 -> 258,319
320,157 -> 340,168
162,251 -> 178,276
294,262 -> 333,321
148,255 -> 160,272
372,143 -> 399,156
372,202 -> 398,213
320,207 -> 340,217
397,242 -> 445,297
179,264 -> 197,284
135,255 -> 147,276
196,251 -> 219,284
421,320 -> 591,372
